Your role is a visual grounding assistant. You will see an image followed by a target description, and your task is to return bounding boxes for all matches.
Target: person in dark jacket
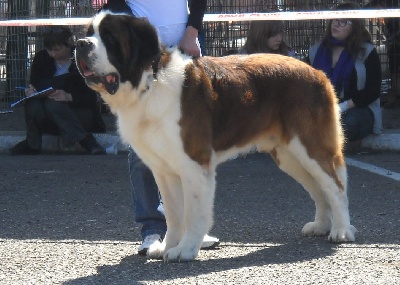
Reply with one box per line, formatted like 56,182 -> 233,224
307,2 -> 382,146
10,26 -> 106,155
365,0 -> 400,108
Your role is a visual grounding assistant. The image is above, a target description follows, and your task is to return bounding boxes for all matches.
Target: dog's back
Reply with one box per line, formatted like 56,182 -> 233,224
180,53 -> 343,166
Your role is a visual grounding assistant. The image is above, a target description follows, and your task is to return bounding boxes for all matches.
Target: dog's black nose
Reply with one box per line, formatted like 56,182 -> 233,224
76,38 -> 93,48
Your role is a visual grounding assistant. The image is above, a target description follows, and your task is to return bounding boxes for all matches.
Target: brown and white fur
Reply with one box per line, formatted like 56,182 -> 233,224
75,12 -> 355,262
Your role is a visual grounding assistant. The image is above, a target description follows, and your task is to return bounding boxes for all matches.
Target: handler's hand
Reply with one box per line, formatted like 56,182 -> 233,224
25,84 -> 37,97
178,26 -> 201,57
48,89 -> 73,102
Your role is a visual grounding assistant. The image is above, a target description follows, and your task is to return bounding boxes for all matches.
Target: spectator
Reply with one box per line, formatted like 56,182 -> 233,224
307,2 -> 382,147
239,19 -> 295,56
102,0 -> 220,256
365,0 -> 400,108
10,26 -> 105,155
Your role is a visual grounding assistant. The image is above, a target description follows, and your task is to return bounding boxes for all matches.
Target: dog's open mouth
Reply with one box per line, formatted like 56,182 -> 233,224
78,59 -> 119,95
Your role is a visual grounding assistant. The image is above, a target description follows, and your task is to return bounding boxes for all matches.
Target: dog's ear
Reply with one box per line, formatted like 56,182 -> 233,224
115,15 -> 161,82
99,13 -> 160,66
126,16 -> 161,63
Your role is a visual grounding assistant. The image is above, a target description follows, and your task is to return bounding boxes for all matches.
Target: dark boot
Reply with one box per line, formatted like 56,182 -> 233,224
79,134 -> 105,155
10,140 -> 41,155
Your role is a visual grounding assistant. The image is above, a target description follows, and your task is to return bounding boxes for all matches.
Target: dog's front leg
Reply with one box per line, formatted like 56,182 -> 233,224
147,172 -> 184,259
163,164 -> 216,262
159,174 -> 187,252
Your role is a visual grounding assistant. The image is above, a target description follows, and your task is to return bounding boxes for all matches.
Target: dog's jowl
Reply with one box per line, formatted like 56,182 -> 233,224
76,12 -> 356,262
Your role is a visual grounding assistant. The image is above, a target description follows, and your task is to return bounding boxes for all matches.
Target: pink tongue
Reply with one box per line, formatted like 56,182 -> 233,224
84,70 -> 95,77
106,74 -> 115,83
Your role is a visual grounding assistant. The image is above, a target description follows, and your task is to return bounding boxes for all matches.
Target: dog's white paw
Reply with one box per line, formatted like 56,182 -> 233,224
328,225 -> 356,243
163,246 -> 199,262
302,221 -> 331,237
147,241 -> 166,260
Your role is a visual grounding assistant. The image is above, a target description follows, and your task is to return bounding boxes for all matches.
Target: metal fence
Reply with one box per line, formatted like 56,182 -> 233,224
0,0 -> 397,112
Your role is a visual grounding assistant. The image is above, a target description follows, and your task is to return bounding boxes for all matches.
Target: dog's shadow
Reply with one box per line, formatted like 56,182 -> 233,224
65,236 -> 338,284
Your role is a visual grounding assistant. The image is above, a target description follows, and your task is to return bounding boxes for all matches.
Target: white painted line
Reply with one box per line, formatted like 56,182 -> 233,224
346,158 -> 400,182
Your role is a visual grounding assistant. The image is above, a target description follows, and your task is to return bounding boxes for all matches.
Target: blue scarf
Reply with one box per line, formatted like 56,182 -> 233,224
312,37 -> 355,95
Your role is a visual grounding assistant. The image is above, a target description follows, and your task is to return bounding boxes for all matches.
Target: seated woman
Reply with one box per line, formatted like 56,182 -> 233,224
307,2 -> 382,145
10,26 -> 106,155
239,19 -> 295,56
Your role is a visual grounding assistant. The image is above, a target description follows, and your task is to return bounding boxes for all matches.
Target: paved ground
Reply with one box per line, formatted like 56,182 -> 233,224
1,152 -> 399,284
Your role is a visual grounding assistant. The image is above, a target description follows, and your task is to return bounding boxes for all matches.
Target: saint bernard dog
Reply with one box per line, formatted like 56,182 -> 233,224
75,12 -> 356,262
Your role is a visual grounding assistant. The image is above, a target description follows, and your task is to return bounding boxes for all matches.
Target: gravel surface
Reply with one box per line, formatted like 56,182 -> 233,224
1,153 -> 399,284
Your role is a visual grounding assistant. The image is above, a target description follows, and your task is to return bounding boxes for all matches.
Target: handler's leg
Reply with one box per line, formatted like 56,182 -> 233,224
128,147 -> 166,255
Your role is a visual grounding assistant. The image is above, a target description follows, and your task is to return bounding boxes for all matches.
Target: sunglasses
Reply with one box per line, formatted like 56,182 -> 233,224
332,19 -> 353,27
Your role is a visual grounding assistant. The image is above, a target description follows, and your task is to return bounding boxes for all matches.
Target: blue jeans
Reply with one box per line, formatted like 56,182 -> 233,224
128,147 -> 167,239
342,107 -> 374,142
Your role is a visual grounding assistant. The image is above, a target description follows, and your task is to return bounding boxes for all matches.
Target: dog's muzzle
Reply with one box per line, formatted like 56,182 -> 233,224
75,38 -> 119,95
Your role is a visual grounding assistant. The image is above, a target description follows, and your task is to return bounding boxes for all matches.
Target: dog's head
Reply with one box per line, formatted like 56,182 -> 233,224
75,12 -> 161,95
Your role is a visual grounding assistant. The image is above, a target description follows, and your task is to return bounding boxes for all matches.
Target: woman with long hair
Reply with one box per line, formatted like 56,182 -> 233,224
307,2 -> 382,146
240,19 -> 295,56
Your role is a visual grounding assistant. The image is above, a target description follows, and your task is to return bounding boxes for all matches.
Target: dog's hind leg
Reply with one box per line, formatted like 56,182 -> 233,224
287,137 -> 355,242
270,146 -> 332,236
326,156 -> 355,242
163,161 -> 216,262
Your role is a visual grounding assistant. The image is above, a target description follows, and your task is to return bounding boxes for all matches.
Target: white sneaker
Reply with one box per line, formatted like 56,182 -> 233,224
138,234 -> 162,255
157,202 -> 165,215
201,234 -> 220,249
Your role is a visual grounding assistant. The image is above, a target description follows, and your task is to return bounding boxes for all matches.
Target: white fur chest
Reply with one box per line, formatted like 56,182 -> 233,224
116,66 -> 188,173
